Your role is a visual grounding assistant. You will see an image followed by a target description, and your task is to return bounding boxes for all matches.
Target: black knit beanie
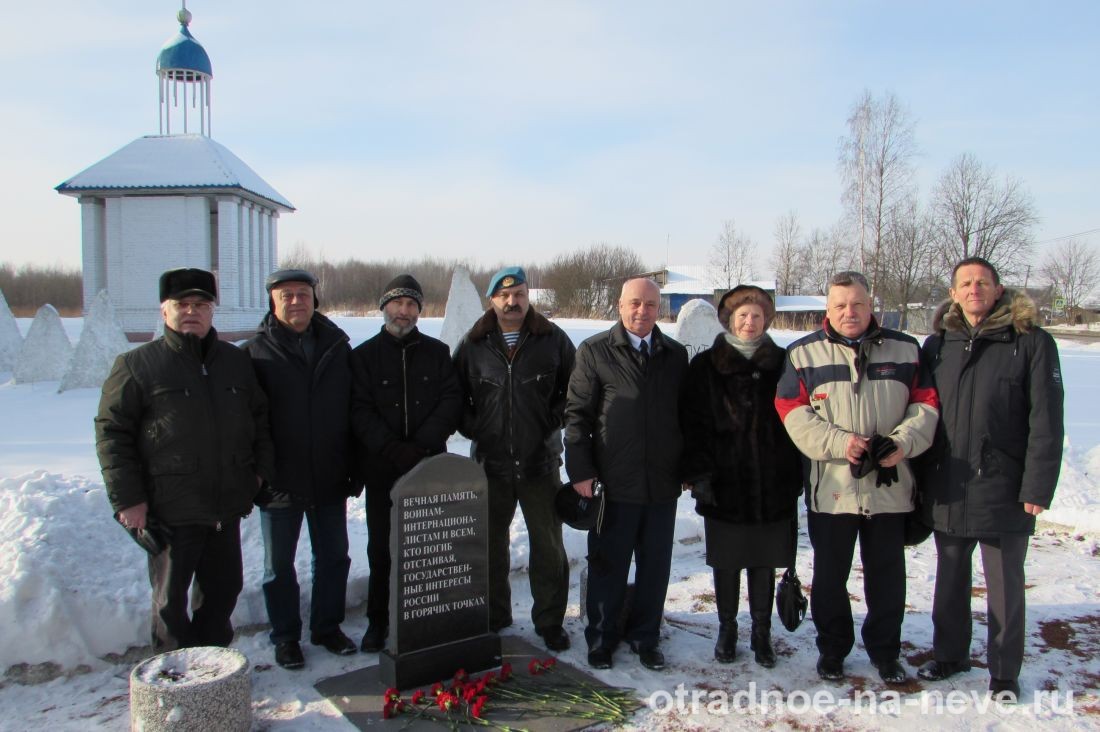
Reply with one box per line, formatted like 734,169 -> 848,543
379,274 -> 424,311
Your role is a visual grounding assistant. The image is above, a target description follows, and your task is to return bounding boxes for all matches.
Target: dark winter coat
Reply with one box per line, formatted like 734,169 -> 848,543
564,322 -> 688,504
242,312 -> 355,505
454,308 -> 576,481
96,327 -> 275,526
680,334 -> 802,524
919,290 -> 1064,537
351,326 -> 462,487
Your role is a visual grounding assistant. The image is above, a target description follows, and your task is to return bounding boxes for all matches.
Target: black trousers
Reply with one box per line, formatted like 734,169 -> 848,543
931,531 -> 1029,680
585,498 -> 676,652
807,511 -> 906,663
365,478 -> 396,628
148,519 -> 243,652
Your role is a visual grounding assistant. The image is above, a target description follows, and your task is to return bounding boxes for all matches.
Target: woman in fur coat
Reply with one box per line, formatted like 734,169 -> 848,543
682,285 -> 803,666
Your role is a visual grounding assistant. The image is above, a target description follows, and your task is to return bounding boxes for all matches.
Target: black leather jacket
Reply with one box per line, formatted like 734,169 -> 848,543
564,322 -> 688,504
454,309 -> 576,481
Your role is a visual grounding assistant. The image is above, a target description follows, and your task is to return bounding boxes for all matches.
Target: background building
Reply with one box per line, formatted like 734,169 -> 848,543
56,6 -> 293,340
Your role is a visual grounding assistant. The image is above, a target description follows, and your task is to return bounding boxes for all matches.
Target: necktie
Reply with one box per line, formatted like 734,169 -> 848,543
639,340 -> 650,360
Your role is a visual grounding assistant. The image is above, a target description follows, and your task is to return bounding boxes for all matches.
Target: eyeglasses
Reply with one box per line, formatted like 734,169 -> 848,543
170,300 -> 214,314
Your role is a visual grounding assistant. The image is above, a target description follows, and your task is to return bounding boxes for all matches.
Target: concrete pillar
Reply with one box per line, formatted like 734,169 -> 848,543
217,196 -> 242,308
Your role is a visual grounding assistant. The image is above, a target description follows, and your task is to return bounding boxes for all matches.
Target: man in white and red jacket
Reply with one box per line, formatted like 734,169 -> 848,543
776,270 -> 938,685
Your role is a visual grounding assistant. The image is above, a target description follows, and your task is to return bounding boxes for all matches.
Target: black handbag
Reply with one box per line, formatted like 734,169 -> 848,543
904,510 -> 933,546
775,567 -> 808,632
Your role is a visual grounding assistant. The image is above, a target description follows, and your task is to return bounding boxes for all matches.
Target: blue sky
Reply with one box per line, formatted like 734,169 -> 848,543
2,1 -> 1096,274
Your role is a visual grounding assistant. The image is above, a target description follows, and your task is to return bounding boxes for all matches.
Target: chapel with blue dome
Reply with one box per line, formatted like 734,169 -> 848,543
55,3 -> 294,340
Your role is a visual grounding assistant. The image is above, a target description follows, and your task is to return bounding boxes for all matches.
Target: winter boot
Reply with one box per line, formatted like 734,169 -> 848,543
748,567 -> 777,668
713,568 -> 740,663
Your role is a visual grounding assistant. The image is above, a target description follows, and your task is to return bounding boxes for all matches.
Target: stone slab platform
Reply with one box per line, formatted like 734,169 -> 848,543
314,636 -> 642,731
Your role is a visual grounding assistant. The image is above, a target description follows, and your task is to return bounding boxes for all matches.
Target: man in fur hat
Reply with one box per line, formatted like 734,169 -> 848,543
96,268 -> 274,653
916,257 -> 1064,702
350,274 -> 462,652
453,266 -> 576,651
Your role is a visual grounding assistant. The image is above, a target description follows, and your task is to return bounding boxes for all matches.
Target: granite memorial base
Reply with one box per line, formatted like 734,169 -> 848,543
379,632 -> 501,691
315,636 -> 642,731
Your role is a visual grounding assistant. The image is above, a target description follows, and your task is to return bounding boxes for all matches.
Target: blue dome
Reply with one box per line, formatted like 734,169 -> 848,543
156,24 -> 212,77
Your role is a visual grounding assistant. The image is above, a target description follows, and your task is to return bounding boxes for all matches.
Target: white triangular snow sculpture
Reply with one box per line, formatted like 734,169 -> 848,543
439,267 -> 485,354
672,298 -> 724,361
151,309 -> 165,340
12,304 -> 74,384
0,289 -> 23,371
59,291 -> 131,392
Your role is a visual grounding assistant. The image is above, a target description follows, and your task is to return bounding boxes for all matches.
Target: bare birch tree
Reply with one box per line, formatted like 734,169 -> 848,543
1041,239 -> 1100,317
771,210 -> 802,295
878,199 -> 937,330
709,219 -> 757,290
838,90 -> 918,300
930,153 -> 1038,279
799,225 -> 854,295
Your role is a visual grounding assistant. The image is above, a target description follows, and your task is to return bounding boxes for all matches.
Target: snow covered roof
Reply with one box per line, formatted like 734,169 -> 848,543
775,295 -> 827,312
659,265 -> 775,296
56,135 -> 294,211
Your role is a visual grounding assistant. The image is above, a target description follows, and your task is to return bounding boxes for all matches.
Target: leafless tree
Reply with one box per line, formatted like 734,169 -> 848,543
709,219 -> 757,290
877,200 -> 937,330
0,262 -> 82,315
276,249 -> 498,315
929,153 -> 1038,280
771,211 -> 802,295
542,242 -> 646,317
1041,239 -> 1100,319
799,225 -> 855,295
838,90 -> 918,299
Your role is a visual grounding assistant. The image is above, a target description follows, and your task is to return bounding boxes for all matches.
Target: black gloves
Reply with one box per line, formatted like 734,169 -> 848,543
383,440 -> 430,474
690,478 -> 717,507
849,433 -> 900,487
871,434 -> 899,487
254,484 -> 294,508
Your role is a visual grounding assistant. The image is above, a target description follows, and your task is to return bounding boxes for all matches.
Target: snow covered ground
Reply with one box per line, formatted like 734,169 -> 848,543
1,315 -> 1099,730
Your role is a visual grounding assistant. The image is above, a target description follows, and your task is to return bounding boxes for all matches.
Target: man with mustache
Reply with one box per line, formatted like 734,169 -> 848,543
776,270 -> 939,684
96,268 -> 274,653
454,266 -> 576,652
350,274 -> 462,652
243,269 -> 358,669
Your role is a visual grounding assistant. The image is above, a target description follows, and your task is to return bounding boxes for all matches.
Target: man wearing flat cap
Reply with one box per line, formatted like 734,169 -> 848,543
96,268 -> 275,652
350,274 -> 462,652
242,269 -> 358,669
454,266 -> 576,651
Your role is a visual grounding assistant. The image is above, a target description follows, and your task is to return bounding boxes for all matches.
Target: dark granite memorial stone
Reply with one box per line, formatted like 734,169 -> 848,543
379,453 -> 501,689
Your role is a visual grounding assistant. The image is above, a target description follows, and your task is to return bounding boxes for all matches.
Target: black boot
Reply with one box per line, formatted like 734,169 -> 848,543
748,567 -> 777,668
713,569 -> 739,663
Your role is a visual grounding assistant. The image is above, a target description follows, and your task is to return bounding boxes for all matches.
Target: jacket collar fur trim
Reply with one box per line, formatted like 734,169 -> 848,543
932,288 -> 1037,335
708,332 -> 784,375
467,307 -> 554,342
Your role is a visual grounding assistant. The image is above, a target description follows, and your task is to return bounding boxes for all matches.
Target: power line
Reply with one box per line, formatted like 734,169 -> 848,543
1034,228 -> 1100,245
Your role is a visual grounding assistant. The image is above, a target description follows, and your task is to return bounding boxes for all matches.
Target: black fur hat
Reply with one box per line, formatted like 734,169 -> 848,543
159,268 -> 217,302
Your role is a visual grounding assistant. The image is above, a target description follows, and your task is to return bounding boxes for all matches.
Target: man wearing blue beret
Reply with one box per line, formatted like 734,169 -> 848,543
454,266 -> 576,652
